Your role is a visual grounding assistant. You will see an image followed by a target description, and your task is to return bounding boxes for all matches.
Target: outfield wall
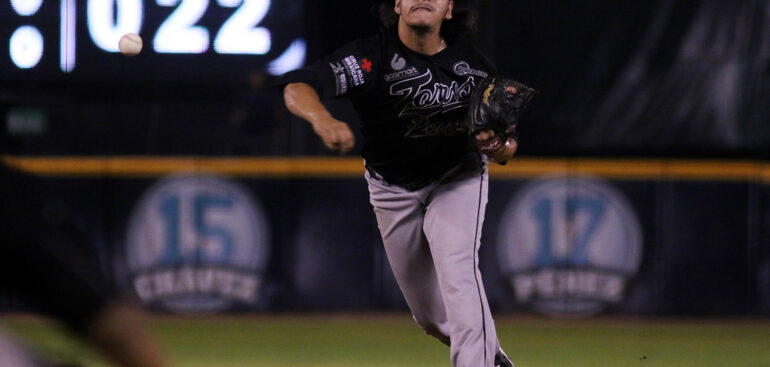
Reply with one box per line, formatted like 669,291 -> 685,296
2,156 -> 768,317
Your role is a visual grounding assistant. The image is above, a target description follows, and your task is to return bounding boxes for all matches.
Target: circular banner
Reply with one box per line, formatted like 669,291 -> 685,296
498,175 -> 643,317
125,174 -> 270,313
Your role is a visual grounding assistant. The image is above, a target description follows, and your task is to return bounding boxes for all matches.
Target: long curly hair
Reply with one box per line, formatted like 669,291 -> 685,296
376,1 -> 477,40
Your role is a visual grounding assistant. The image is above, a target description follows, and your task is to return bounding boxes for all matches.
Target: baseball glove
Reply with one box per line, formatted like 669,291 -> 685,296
467,77 -> 537,154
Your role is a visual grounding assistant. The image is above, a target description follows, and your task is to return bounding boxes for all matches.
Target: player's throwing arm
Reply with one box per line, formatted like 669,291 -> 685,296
284,82 -> 355,153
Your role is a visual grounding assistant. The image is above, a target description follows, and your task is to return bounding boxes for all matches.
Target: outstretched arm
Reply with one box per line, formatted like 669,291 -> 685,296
283,83 -> 355,153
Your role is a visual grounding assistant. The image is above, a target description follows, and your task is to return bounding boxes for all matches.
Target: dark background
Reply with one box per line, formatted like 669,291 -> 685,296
2,0 -> 768,157
1,0 -> 769,317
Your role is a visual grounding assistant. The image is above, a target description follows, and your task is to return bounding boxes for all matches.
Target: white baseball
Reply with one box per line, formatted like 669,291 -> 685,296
119,33 -> 143,56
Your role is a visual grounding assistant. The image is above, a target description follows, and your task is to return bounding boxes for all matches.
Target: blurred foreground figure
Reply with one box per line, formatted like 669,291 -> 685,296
0,327 -> 46,367
0,163 -> 170,367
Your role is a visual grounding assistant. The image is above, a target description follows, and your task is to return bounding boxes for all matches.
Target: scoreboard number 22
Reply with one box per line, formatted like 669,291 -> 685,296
88,0 -> 272,55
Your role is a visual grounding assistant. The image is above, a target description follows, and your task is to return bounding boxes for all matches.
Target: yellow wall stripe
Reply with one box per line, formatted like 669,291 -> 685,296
1,157 -> 364,178
2,156 -> 768,182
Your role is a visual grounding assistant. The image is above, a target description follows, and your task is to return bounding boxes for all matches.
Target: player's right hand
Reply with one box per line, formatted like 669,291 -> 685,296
311,116 -> 355,153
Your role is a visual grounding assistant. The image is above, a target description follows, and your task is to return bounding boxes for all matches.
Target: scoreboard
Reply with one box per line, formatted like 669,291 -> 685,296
0,0 -> 306,83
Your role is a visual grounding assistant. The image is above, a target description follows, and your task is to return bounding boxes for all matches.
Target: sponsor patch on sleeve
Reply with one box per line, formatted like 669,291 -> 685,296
343,55 -> 366,87
329,62 -> 349,96
329,55 -> 368,96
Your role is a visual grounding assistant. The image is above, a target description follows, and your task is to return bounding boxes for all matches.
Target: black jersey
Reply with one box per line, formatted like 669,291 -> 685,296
281,27 -> 496,189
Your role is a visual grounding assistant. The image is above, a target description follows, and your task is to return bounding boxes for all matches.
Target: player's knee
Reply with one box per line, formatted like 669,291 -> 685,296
424,324 -> 450,344
412,314 -> 450,345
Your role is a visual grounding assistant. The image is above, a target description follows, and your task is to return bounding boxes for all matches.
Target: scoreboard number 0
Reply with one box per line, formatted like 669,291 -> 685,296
87,0 -> 143,52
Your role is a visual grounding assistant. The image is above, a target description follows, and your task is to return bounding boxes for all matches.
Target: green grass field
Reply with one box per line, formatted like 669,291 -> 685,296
3,314 -> 770,367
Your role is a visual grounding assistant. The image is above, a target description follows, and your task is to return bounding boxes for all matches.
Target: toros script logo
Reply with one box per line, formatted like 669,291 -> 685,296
498,176 -> 643,317
126,175 -> 270,314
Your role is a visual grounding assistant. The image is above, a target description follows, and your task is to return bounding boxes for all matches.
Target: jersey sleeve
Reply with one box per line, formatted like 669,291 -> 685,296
278,34 -> 383,99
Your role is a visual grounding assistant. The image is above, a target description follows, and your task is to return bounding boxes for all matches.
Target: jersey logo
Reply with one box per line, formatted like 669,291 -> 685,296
453,61 -> 489,78
391,53 -> 406,70
389,70 -> 477,137
385,53 -> 417,81
385,66 -> 418,82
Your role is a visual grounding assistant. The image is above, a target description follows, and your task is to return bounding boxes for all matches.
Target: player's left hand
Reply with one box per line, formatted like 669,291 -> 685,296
466,76 -> 535,164
486,136 -> 517,163
475,129 -> 517,164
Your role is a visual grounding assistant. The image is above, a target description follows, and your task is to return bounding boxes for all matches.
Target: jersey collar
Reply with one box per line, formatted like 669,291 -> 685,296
391,26 -> 463,61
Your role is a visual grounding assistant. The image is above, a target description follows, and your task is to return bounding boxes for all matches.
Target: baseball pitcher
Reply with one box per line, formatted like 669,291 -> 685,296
280,1 -> 535,366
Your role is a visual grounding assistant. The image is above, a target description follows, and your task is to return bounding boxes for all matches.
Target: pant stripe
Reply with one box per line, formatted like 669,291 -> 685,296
472,165 -> 487,365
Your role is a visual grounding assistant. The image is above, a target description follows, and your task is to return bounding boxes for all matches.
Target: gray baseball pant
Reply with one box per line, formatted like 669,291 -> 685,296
365,153 -> 501,367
